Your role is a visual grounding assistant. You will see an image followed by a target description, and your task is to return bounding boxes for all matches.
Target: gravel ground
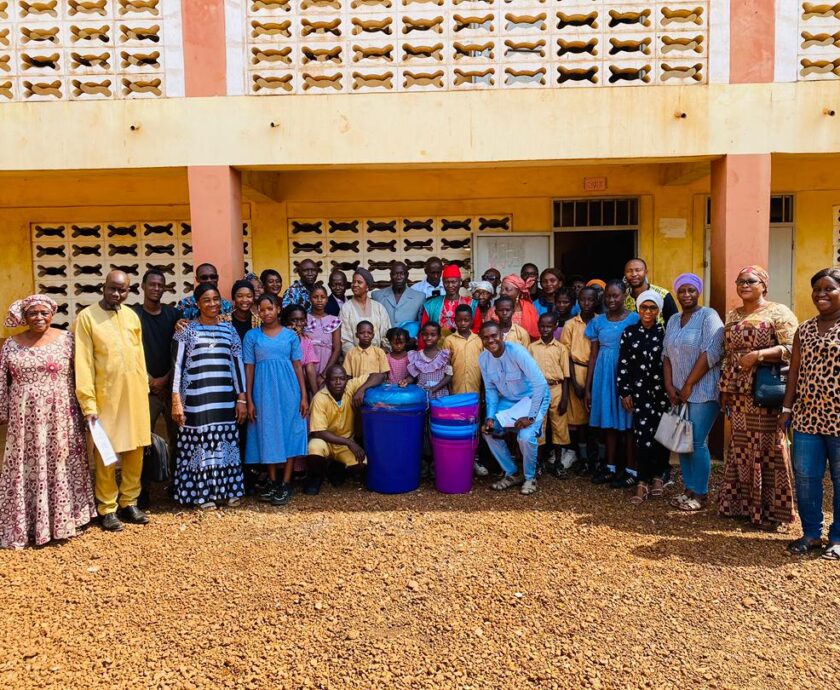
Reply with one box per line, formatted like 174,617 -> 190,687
0,469 -> 837,690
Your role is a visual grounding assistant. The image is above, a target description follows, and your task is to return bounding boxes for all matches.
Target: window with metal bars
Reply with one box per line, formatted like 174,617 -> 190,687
553,198 -> 639,230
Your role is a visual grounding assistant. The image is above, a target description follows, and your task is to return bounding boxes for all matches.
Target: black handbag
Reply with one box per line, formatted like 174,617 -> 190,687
753,364 -> 787,408
142,433 -> 171,483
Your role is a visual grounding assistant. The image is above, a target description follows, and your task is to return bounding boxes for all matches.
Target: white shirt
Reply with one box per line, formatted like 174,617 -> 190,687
410,278 -> 444,299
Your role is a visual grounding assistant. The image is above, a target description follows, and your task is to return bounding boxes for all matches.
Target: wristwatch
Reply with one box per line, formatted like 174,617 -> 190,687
527,416 -> 535,423
781,406 -> 793,414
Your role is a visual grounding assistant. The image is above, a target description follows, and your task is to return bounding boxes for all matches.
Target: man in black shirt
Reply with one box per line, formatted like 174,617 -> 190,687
132,269 -> 181,507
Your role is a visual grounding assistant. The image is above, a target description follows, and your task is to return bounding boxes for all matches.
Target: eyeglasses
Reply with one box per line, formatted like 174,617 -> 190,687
735,279 -> 760,287
638,304 -> 659,312
197,274 -> 219,282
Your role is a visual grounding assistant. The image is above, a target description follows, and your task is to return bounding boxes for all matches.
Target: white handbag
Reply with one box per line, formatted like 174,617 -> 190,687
654,404 -> 694,454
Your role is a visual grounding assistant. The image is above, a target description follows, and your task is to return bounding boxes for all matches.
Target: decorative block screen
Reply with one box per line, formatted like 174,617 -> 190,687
287,214 -> 511,287
31,220 -> 251,329
0,0 -> 184,102
240,0 -> 710,95
798,1 -> 840,82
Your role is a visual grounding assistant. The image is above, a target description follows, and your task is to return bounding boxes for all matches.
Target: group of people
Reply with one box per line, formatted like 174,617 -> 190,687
0,254 -> 838,562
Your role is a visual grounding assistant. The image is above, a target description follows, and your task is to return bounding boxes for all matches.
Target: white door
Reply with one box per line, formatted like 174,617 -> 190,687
768,225 -> 794,308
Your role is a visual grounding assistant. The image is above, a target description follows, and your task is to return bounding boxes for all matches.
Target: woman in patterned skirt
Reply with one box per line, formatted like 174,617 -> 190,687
172,284 -> 247,509
719,266 -> 798,529
0,295 -> 96,548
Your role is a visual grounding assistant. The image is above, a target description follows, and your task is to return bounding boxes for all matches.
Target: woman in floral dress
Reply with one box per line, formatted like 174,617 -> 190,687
0,295 -> 96,548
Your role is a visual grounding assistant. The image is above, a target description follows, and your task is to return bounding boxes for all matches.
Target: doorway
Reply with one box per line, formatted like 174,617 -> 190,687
554,229 -> 638,282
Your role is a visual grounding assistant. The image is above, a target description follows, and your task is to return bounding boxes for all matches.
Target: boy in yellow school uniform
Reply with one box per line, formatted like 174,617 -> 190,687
343,320 -> 390,379
443,304 -> 484,395
307,365 -> 386,489
528,311 -> 572,477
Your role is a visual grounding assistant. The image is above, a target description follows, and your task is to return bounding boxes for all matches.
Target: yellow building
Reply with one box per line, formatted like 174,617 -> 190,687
1,0 -> 839,337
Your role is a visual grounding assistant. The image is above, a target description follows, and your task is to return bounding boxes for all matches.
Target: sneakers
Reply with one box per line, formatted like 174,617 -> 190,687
591,466 -> 614,484
553,464 -> 569,479
258,483 -> 278,502
491,473 -> 525,491
610,471 -> 637,489
520,479 -> 538,495
271,483 -> 293,506
560,448 -> 578,470
473,461 -> 489,477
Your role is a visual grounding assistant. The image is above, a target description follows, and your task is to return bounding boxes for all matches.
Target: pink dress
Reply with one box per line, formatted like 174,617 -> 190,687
407,349 -> 452,400
0,332 -> 96,548
386,353 -> 410,384
306,314 -> 341,375
298,334 -> 320,366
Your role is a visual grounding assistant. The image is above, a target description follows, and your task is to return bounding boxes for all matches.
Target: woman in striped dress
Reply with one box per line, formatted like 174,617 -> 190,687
172,284 -> 247,509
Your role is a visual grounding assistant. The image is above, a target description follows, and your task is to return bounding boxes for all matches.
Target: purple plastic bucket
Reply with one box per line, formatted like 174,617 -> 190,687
432,436 -> 475,494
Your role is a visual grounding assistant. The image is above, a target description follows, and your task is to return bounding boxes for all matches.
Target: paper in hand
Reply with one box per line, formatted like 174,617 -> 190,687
88,419 -> 118,466
494,397 -> 532,428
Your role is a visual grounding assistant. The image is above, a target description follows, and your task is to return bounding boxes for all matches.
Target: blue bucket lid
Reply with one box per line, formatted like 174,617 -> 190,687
363,383 -> 428,409
431,392 -> 480,410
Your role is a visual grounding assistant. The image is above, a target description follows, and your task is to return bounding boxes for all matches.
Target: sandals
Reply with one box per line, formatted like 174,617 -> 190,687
787,537 -> 823,556
822,543 -> 840,561
650,478 -> 664,498
678,497 -> 704,512
669,494 -> 690,508
492,473 -> 524,491
629,483 -> 649,505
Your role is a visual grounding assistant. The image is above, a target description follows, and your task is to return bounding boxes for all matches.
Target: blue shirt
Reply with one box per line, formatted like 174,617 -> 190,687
479,342 -> 548,420
662,307 -> 725,403
282,281 -> 313,311
371,286 -> 425,325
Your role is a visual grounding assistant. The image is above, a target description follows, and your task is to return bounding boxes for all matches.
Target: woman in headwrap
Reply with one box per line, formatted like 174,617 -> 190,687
420,264 -> 475,336
718,266 -> 798,529
662,272 -> 724,511
339,267 -> 391,354
0,295 -> 96,548
489,274 -> 540,340
470,280 -> 495,327
617,290 -> 670,504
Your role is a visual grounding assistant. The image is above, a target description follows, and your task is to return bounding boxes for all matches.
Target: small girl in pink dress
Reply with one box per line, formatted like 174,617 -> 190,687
406,321 -> 452,399
307,284 -> 341,387
386,327 -> 411,385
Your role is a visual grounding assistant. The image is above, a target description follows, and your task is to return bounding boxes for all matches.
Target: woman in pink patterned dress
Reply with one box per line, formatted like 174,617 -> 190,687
0,295 -> 96,549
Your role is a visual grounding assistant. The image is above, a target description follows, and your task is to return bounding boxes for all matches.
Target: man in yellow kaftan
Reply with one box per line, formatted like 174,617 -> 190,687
75,270 -> 151,531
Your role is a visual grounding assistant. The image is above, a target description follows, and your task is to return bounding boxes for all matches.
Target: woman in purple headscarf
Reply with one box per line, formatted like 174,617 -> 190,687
0,295 -> 96,548
662,273 -> 724,512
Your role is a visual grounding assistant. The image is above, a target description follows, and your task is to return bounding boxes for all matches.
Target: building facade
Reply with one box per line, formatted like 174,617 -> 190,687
1,0 -> 839,336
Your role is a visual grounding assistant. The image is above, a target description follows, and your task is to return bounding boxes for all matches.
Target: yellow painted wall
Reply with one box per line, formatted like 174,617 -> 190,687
1,157 -> 836,340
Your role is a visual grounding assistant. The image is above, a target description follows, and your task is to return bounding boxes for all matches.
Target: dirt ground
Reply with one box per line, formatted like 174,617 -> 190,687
0,469 -> 837,690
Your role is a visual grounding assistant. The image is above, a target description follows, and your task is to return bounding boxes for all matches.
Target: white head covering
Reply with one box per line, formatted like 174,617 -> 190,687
635,289 -> 663,313
469,280 -> 495,296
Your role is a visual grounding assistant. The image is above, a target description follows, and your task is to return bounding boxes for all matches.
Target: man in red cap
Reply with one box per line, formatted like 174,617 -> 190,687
420,264 -> 476,336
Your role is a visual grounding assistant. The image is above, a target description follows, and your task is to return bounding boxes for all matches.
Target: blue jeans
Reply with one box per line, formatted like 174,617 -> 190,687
792,431 -> 840,543
483,395 -> 550,481
677,401 -> 719,495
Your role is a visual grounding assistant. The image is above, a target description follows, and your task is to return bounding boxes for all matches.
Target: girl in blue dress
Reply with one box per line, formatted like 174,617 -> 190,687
584,279 -> 640,487
244,294 -> 309,507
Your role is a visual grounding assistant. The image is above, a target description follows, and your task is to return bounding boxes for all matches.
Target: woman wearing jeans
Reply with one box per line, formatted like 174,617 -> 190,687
663,273 -> 724,512
779,268 -> 840,560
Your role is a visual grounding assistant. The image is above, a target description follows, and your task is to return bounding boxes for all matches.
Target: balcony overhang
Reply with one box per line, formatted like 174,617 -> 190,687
0,82 -> 838,172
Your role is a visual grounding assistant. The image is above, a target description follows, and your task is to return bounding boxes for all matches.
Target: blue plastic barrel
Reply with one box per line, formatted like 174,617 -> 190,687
362,384 -> 427,494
